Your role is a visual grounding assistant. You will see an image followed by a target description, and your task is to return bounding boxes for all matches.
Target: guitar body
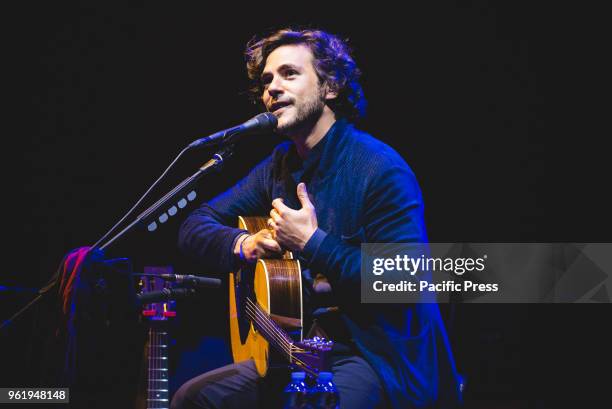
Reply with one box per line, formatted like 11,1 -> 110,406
229,216 -> 303,377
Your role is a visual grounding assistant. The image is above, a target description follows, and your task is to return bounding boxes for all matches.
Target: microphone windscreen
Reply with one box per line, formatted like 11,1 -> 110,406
250,112 -> 277,132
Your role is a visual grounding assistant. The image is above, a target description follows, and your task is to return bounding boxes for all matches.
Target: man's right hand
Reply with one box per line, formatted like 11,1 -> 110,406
234,229 -> 283,263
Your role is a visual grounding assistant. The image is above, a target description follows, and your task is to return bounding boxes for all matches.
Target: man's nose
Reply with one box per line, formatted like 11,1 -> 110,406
267,76 -> 283,98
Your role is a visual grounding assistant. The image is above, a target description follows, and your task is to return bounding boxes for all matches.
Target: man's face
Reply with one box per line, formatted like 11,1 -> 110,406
261,44 -> 330,134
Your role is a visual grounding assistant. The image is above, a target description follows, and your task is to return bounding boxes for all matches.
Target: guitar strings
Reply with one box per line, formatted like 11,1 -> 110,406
244,298 -> 293,344
244,299 -> 315,374
245,297 -> 308,354
155,328 -> 158,408
155,328 -> 159,407
244,303 -> 317,375
245,302 -> 316,378
151,327 -> 155,407
244,300 -> 293,353
244,298 -> 296,351
244,301 -> 305,360
148,328 -> 150,406
152,328 -> 155,408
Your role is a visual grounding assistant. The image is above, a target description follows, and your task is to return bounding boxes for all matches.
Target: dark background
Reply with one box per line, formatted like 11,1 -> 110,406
1,2 -> 609,408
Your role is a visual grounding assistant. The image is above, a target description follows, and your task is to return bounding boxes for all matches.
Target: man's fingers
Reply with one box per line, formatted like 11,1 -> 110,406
266,220 -> 278,240
269,209 -> 282,223
261,238 -> 282,253
296,183 -> 313,209
259,229 -> 273,239
271,197 -> 291,215
267,218 -> 277,230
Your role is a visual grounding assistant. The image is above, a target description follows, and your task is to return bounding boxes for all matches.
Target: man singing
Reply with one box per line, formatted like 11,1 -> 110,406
173,28 -> 462,409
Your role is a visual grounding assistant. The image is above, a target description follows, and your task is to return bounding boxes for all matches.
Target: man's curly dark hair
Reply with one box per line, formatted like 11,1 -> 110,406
245,28 -> 366,121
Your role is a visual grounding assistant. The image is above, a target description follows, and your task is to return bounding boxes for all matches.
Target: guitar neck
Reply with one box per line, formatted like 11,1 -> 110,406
147,326 -> 170,409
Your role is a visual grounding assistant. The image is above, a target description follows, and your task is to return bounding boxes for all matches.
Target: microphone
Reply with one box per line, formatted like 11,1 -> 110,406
136,287 -> 196,305
188,112 -> 277,149
159,274 -> 222,289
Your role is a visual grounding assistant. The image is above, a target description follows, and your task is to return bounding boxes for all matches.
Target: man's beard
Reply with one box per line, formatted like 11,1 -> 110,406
276,89 -> 326,136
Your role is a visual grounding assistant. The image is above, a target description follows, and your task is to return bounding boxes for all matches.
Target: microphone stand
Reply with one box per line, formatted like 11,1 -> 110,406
1,144 -> 234,332
4,111 -> 277,331
97,144 -> 234,251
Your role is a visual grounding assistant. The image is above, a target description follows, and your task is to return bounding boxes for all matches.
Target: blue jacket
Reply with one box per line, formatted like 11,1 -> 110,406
179,119 -> 462,408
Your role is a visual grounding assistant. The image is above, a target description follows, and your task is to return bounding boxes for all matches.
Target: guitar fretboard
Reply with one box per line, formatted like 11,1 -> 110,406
147,328 -> 169,409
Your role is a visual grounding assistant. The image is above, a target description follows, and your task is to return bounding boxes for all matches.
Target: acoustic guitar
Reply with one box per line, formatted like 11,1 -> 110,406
229,216 -> 333,378
135,267 -> 176,409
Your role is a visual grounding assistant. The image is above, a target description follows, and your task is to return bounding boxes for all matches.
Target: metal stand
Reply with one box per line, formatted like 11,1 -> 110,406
1,145 -> 234,331
98,145 -> 234,251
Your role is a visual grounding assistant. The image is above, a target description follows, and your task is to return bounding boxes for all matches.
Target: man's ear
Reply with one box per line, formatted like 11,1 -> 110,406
324,82 -> 339,100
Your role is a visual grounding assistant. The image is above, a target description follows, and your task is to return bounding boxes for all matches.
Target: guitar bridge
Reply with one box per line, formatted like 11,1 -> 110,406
291,336 -> 334,376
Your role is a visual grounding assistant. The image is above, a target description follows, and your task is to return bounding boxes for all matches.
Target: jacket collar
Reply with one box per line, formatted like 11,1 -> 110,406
286,118 -> 351,184
314,118 -> 352,182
